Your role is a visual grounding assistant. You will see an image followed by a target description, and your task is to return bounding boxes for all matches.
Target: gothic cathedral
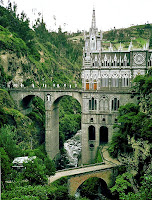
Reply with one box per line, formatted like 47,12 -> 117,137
81,9 -> 151,164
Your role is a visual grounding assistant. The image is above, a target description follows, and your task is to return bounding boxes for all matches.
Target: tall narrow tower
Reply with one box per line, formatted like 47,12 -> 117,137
82,9 -> 102,91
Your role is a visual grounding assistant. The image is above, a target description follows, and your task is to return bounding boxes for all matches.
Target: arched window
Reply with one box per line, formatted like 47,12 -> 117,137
122,77 -> 129,87
89,97 -> 97,110
102,77 -> 109,87
47,94 -> 51,101
86,79 -> 89,90
90,118 -> 93,122
99,96 -> 109,111
93,80 -> 97,90
88,126 -> 95,140
112,98 -> 119,111
111,78 -> 119,87
100,126 -> 108,144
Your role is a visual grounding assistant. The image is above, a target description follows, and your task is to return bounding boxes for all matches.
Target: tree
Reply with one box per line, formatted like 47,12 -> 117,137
44,156 -> 56,176
0,147 -> 12,185
108,103 -> 152,158
0,125 -> 21,160
79,177 -> 112,199
118,30 -> 124,42
23,157 -> 47,185
133,71 -> 152,115
111,173 -> 152,200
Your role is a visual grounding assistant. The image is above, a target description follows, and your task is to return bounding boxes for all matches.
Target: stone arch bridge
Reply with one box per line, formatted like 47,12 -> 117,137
9,87 -> 133,164
9,88 -> 82,159
49,163 -> 119,196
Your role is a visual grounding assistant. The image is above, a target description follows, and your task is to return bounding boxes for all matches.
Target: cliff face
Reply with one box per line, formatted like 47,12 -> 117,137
0,30 -> 82,88
0,4 -> 83,88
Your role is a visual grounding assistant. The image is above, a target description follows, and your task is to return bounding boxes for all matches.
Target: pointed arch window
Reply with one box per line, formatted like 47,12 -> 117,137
102,76 -> 109,87
93,80 -> 97,90
122,77 -> 129,87
111,77 -> 119,87
88,125 -> 95,140
112,98 -> 119,111
89,97 -> 97,110
86,79 -> 89,90
99,96 -> 109,111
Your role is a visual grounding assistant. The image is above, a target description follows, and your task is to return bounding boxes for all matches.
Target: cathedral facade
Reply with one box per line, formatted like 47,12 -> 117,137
81,9 -> 151,164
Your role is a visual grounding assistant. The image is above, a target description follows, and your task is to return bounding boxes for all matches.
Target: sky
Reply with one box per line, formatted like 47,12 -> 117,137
2,0 -> 152,32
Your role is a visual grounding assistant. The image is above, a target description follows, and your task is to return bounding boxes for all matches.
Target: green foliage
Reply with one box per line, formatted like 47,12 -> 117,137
133,71 -> 152,115
0,5 -> 33,43
111,173 -> 152,200
53,186 -> 69,200
95,146 -> 103,163
59,96 -> 81,145
109,70 -> 152,199
0,125 -> 21,160
0,106 -> 7,127
2,185 -> 53,200
79,177 -> 112,199
0,25 -> 28,56
111,172 -> 132,196
0,89 -> 15,108
44,156 -> 56,176
2,183 -> 75,200
0,65 -> 12,88
0,4 -> 82,88
23,78 -> 33,87
26,96 -> 45,145
0,4 -> 40,60
0,147 -> 12,183
23,157 -> 47,185
109,103 -> 152,158
23,146 -> 56,176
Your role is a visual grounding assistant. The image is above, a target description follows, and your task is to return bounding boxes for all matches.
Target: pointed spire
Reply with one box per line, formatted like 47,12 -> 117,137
146,41 -> 149,50
109,43 -> 113,52
84,30 -> 86,40
91,8 -> 96,29
118,42 -> 123,51
143,44 -> 146,50
128,40 -> 133,51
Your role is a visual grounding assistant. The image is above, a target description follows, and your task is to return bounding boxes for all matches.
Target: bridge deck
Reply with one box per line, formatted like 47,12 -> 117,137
49,145 -> 121,184
48,163 -> 119,183
8,87 -> 131,93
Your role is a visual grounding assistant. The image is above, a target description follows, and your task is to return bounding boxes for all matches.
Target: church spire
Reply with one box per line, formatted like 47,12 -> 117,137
91,8 -> 96,29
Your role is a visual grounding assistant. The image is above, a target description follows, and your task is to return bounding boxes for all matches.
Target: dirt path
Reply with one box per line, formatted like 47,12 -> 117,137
101,145 -> 120,165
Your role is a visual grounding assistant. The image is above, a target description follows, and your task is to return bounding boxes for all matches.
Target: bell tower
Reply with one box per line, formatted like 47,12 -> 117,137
82,8 -> 102,91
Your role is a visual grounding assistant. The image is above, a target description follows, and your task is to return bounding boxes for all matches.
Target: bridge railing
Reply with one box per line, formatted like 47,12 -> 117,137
56,162 -> 105,173
6,82 -> 82,90
7,87 -> 83,92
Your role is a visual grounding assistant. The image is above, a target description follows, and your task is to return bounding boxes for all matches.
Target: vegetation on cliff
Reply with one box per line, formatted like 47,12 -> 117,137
108,70 -> 152,199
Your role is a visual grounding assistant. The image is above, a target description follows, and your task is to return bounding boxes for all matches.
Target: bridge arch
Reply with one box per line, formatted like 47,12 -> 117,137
68,168 -> 113,196
9,89 -> 82,160
45,93 -> 82,160
21,92 -> 44,103
19,93 -> 44,116
76,177 -> 112,199
49,92 -> 82,107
